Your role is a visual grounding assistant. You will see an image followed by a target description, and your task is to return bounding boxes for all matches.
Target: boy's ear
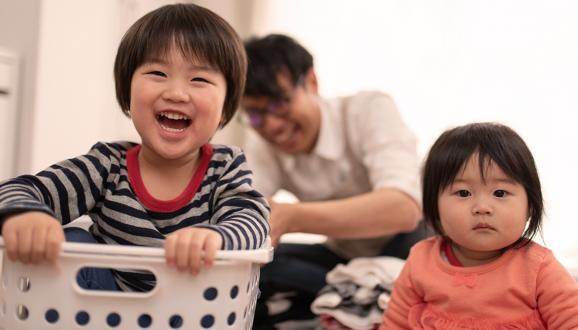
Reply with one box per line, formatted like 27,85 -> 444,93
304,68 -> 318,94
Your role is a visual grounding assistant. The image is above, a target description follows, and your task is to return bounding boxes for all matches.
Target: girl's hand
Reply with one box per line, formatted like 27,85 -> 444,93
2,211 -> 64,264
164,228 -> 223,276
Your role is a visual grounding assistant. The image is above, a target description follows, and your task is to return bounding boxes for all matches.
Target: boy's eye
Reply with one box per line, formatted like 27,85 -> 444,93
147,71 -> 166,77
494,190 -> 508,197
456,190 -> 471,197
191,77 -> 210,83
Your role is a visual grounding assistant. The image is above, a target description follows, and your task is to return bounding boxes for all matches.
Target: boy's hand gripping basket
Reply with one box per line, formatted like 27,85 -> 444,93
0,238 -> 273,329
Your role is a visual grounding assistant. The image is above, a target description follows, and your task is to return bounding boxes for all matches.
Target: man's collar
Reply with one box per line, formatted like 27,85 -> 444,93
311,97 -> 345,160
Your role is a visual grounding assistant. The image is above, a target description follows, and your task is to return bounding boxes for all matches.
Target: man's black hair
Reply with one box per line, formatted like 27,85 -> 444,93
244,34 -> 313,99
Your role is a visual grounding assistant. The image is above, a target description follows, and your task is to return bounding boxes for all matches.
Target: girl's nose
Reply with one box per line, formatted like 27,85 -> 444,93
472,202 -> 493,215
471,195 -> 493,215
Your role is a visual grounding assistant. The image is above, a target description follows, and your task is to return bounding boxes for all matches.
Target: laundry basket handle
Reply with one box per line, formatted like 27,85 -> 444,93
0,237 -> 273,264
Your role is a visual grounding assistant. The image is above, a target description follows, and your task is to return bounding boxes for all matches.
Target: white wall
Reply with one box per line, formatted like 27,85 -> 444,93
32,0 -> 126,171
0,0 -> 41,179
249,0 -> 578,262
14,0 -> 578,263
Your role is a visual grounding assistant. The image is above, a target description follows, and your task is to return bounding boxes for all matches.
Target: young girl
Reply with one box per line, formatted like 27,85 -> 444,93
381,122 -> 578,329
0,4 -> 269,292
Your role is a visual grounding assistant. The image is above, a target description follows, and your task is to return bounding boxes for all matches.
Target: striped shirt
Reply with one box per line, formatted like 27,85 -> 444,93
0,142 -> 270,290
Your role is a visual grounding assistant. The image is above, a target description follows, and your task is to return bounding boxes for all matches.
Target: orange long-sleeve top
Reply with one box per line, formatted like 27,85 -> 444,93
380,236 -> 578,329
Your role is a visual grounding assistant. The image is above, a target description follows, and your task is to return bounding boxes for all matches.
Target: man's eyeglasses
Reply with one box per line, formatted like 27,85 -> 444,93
243,98 -> 291,129
242,76 -> 304,129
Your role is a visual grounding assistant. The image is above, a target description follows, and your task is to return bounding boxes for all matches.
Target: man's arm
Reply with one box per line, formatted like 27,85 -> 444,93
270,93 -> 421,244
269,187 -> 420,245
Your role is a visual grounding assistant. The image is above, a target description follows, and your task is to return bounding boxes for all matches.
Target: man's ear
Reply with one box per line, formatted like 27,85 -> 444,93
304,68 -> 318,94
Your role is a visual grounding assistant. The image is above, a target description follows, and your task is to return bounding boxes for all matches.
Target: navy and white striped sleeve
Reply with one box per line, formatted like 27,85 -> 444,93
205,147 -> 270,250
0,142 -> 122,224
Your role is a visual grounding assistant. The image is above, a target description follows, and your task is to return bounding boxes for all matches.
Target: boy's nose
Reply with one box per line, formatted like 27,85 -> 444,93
162,84 -> 191,103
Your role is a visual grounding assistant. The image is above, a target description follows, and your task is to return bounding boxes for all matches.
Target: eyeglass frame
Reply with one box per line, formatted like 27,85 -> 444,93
241,75 -> 305,129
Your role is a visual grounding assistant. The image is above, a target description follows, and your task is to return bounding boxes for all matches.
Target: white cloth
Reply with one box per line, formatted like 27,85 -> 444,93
244,91 -> 421,258
325,257 -> 405,289
311,257 -> 405,329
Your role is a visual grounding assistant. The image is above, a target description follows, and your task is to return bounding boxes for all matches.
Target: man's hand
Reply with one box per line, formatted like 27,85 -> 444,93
267,200 -> 297,246
164,228 -> 223,276
2,211 -> 64,264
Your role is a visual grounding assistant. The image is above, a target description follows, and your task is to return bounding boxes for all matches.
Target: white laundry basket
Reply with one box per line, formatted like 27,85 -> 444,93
0,238 -> 272,330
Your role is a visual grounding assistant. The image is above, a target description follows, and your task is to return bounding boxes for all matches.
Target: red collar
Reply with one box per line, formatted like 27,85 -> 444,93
126,144 -> 213,212
443,239 -> 463,267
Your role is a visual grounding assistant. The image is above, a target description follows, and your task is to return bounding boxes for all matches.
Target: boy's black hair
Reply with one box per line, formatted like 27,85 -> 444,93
114,3 -> 246,127
244,34 -> 313,99
422,122 -> 543,248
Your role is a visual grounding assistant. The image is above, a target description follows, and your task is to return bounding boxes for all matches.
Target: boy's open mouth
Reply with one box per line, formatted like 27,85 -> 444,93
157,111 -> 191,132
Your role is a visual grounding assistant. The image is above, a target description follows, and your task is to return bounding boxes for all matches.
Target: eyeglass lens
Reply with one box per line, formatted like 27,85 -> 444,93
246,100 -> 288,128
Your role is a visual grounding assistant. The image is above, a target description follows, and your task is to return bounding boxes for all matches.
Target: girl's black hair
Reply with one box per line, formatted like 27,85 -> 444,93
422,122 -> 543,248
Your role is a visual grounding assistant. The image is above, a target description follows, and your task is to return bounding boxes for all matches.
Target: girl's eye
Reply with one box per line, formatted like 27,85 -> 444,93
494,190 -> 508,198
456,190 -> 471,198
147,71 -> 166,77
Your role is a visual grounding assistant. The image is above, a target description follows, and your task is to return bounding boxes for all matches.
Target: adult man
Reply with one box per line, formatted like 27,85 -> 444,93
241,34 -> 426,329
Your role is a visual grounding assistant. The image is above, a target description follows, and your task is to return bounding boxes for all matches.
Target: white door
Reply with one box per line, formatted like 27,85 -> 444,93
0,48 -> 20,181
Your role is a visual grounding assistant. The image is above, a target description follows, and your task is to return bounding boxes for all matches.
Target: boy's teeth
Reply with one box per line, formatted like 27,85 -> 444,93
160,112 -> 189,120
160,124 -> 185,132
